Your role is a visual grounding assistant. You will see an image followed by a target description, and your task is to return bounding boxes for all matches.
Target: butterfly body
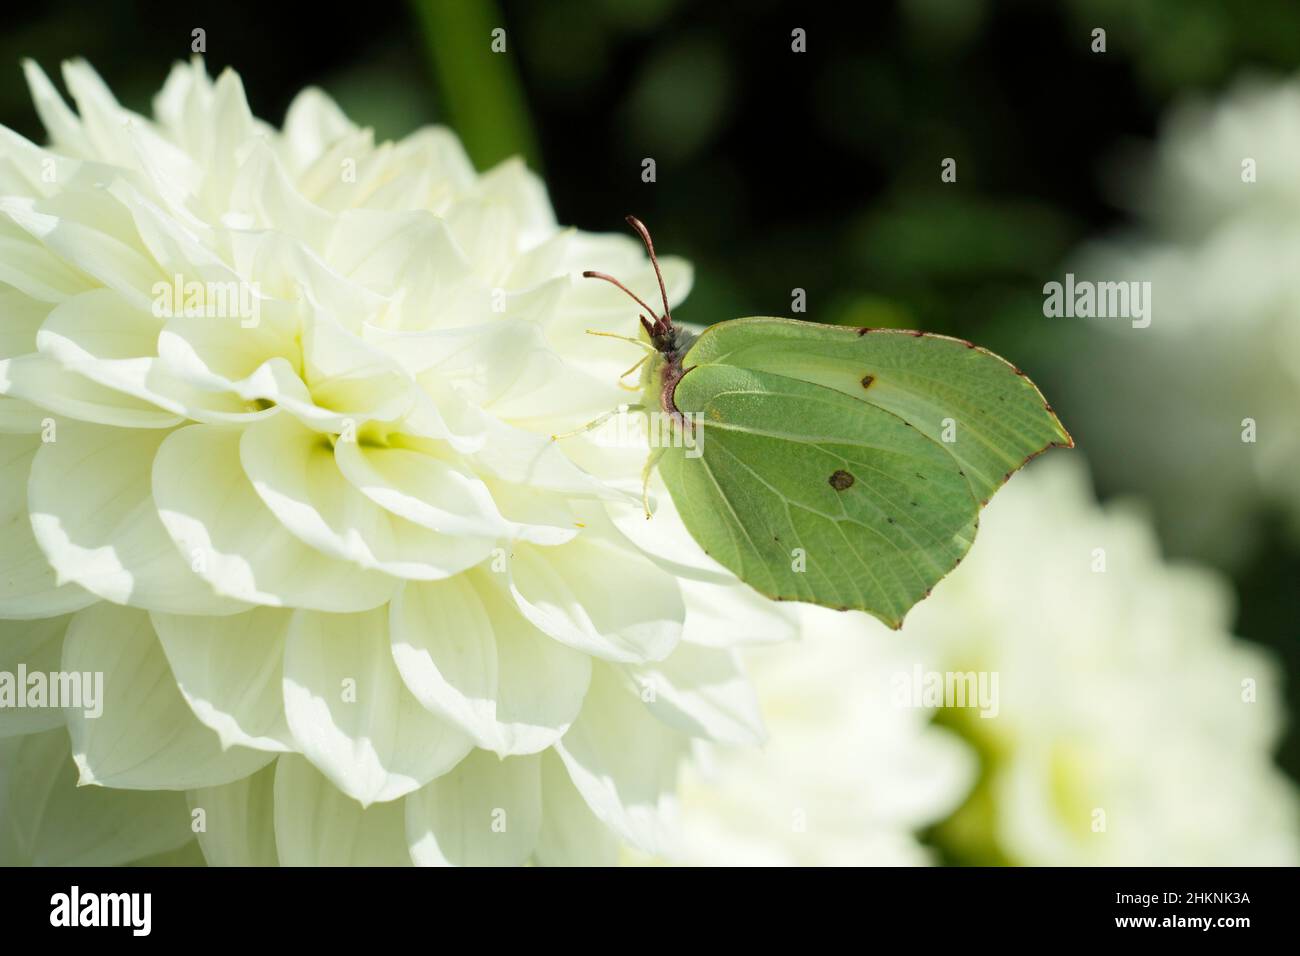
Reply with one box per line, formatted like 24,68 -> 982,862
639,324 -> 696,425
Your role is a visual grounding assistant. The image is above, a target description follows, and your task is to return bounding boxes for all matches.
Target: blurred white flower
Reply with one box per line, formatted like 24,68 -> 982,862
1061,75 -> 1300,562
901,457 -> 1300,865
667,607 -> 976,866
0,58 -> 793,866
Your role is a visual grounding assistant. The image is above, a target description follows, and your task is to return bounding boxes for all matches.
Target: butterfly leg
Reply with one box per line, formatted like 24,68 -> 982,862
618,354 -> 650,391
550,403 -> 644,441
640,445 -> 666,519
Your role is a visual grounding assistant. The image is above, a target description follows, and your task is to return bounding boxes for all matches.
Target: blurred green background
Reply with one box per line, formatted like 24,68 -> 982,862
3,0 -> 1297,862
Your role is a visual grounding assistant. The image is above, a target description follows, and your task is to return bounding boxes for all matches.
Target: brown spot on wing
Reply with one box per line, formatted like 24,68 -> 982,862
829,470 -> 855,491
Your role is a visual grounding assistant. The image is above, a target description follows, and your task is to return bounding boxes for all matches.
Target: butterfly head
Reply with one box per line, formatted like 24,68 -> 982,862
583,216 -> 697,421
582,215 -> 679,358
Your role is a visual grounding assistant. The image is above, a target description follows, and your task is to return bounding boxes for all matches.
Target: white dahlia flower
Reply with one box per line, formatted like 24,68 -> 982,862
662,605 -> 976,866
894,457 -> 1299,865
1060,75 -> 1300,562
0,58 -> 795,865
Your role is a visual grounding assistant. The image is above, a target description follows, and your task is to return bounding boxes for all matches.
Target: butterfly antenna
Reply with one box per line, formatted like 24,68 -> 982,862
625,215 -> 672,333
581,270 -> 663,328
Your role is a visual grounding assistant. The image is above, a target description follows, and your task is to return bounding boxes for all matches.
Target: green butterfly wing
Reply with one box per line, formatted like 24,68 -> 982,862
657,317 -> 1071,628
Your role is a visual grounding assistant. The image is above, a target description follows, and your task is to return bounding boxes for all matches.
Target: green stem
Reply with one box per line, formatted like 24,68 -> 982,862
407,0 -> 542,172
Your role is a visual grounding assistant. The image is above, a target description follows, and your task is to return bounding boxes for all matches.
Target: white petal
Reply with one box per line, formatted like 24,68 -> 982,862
507,529 -> 684,663
680,577 -> 800,648
109,178 -> 225,282
241,413 -> 495,579
156,308 -> 301,398
324,209 -> 474,315
486,360 -> 623,433
0,432 -> 95,618
229,139 -> 333,246
152,423 -> 398,611
484,479 -> 583,546
0,284 -> 48,360
365,317 -> 553,408
0,124 -> 72,198
405,750 -> 541,867
281,87 -> 356,172
216,354 -> 380,434
534,749 -> 618,866
474,416 -> 626,500
21,59 -> 92,155
188,69 -> 264,211
282,606 -> 472,805
188,763 -> 278,866
0,729 -> 193,866
333,433 -> 509,539
474,158 -> 557,251
60,59 -> 150,168
393,379 -> 489,451
272,754 -> 411,866
0,213 -> 93,302
151,57 -> 211,142
35,288 -> 269,424
296,307 -> 416,423
554,664 -> 686,855
0,615 -> 71,737
606,473 -> 735,584
63,602 -> 275,789
153,607 -> 294,753
119,119 -> 205,217
302,126 -> 384,208
29,421 -> 250,613
390,573 -> 590,755
628,643 -> 766,746
0,397 -> 48,433
232,229 -> 385,327
0,353 -> 182,429
0,195 -> 159,310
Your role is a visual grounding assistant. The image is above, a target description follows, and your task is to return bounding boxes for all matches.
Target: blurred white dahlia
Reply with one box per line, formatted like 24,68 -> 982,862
1060,75 -> 1300,562
662,605 -> 976,866
894,457 -> 1300,865
0,58 -> 794,865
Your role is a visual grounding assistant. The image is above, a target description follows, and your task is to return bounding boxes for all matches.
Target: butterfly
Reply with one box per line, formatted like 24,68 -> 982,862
575,216 -> 1072,629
